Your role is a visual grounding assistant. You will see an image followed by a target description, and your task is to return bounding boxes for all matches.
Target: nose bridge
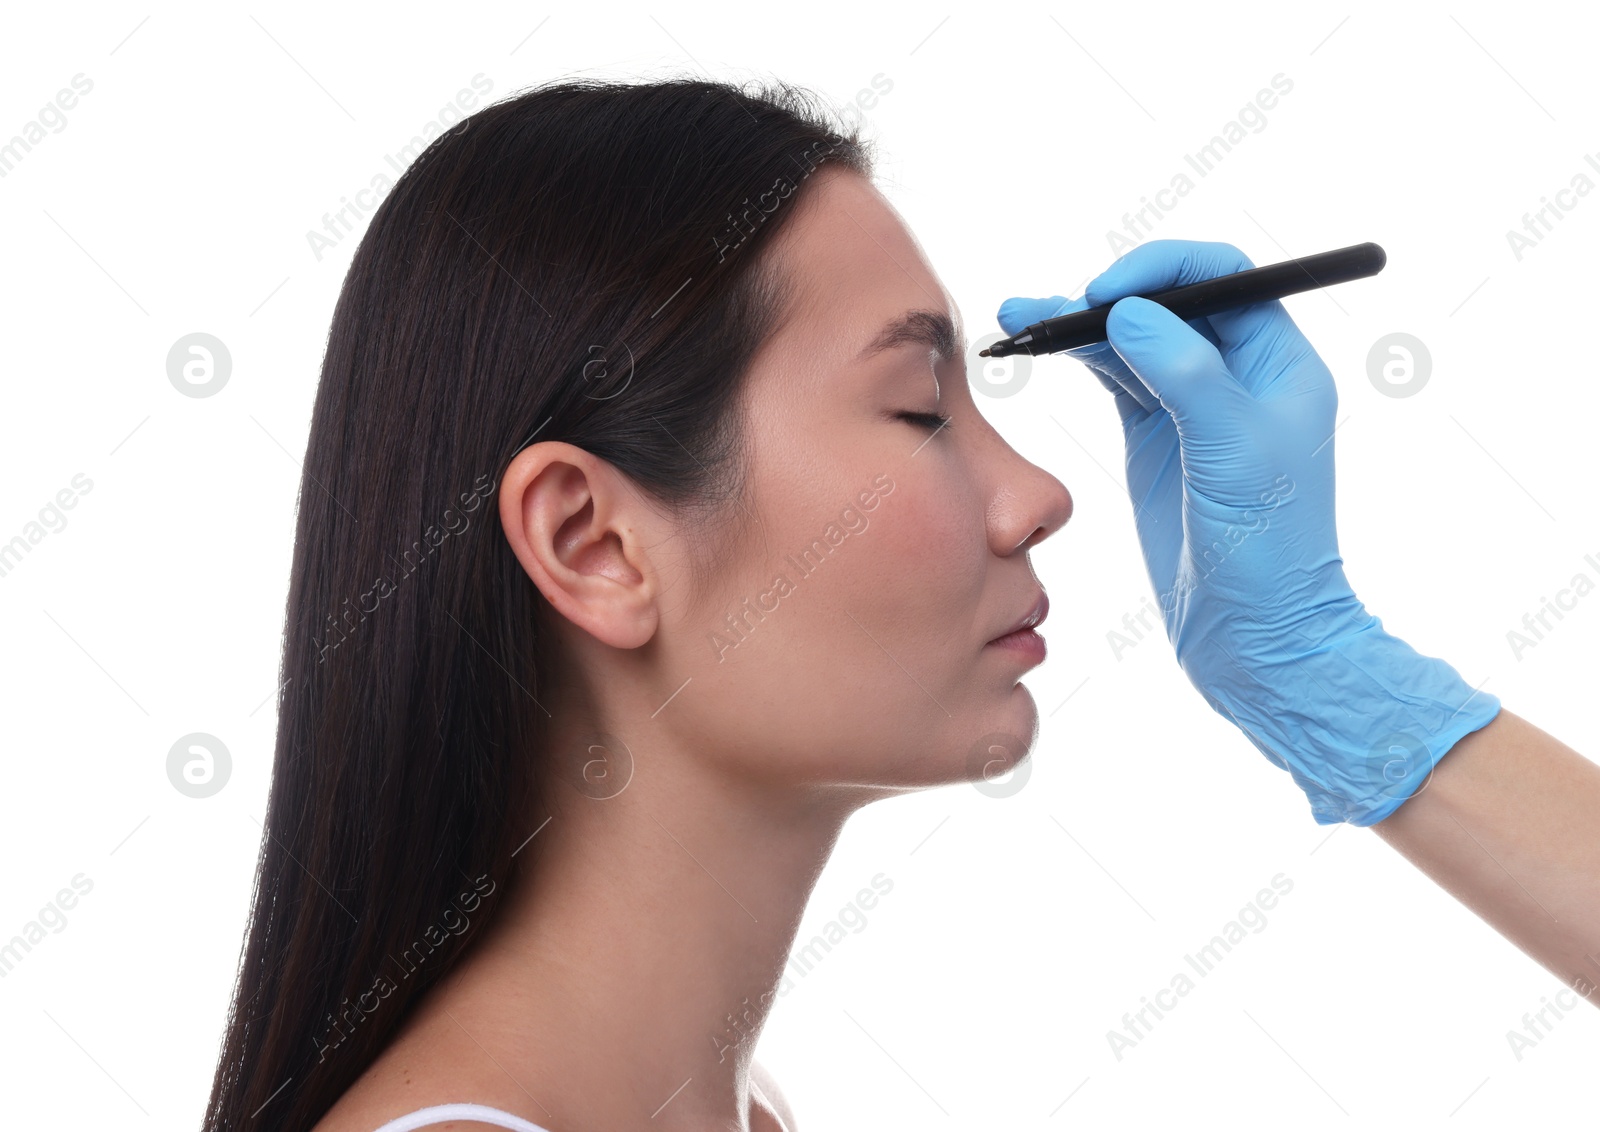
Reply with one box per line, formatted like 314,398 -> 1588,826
980,417 -> 1073,553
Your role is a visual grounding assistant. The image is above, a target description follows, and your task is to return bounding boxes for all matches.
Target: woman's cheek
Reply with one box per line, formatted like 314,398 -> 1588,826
881,470 -> 985,608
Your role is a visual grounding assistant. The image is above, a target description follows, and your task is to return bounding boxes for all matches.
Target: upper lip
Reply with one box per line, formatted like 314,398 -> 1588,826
990,590 -> 1049,642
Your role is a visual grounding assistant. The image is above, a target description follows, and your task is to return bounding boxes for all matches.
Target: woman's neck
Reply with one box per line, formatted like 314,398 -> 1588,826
397,729 -> 859,1131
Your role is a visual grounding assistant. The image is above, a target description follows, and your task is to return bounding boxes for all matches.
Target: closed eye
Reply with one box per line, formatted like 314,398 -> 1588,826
896,410 -> 952,433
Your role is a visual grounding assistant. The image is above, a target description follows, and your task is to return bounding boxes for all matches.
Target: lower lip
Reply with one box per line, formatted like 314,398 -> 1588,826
987,627 -> 1046,665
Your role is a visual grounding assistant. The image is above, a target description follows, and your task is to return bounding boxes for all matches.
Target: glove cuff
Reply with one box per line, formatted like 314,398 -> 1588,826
1201,613 -> 1503,826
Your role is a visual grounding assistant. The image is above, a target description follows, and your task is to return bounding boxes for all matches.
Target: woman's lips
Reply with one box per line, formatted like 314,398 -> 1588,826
987,590 -> 1048,666
990,591 -> 1049,642
987,625 -> 1047,666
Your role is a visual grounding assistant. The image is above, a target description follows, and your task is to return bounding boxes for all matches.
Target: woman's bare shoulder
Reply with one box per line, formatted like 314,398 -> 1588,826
750,1059 -> 799,1131
307,1047 -> 547,1132
374,1124 -> 528,1132
311,1099 -> 532,1132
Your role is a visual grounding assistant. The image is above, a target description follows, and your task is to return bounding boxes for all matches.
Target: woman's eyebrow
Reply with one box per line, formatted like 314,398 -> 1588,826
856,309 -> 961,365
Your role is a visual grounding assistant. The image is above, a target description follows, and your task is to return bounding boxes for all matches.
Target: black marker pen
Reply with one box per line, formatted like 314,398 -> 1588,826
982,241 -> 1387,358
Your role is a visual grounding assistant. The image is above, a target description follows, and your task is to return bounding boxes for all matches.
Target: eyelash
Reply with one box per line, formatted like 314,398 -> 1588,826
896,410 -> 952,433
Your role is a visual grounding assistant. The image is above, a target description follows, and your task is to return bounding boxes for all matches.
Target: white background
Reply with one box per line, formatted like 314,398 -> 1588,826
2,1 -> 1596,1129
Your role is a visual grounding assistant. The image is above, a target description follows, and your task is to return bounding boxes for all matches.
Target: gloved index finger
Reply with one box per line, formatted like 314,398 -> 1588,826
996,293 -> 1161,424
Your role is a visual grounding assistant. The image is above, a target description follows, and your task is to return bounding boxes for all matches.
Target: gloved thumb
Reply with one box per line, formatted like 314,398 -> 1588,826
995,295 -> 1079,338
1104,296 -> 1253,442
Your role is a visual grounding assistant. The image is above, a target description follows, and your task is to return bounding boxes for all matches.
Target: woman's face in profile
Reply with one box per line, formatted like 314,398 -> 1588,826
645,164 -> 1074,797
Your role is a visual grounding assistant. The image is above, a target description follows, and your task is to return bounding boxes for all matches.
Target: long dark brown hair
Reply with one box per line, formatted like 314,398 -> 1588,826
202,75 -> 873,1131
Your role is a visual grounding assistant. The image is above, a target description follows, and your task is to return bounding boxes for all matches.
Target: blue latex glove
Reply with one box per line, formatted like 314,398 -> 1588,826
997,239 -> 1501,825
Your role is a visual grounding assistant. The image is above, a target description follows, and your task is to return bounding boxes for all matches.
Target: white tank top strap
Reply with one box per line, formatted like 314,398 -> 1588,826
369,1102 -> 553,1132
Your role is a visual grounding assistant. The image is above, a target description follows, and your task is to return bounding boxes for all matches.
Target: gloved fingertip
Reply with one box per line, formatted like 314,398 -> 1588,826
1081,272 -> 1118,309
995,294 -> 1079,337
1103,296 -> 1226,394
1104,295 -> 1171,337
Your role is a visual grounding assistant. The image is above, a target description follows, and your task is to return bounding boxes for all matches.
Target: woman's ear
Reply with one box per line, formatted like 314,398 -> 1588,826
497,442 -> 660,649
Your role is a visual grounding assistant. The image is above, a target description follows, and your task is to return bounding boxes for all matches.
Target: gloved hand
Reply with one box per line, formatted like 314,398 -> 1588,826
997,239 -> 1501,825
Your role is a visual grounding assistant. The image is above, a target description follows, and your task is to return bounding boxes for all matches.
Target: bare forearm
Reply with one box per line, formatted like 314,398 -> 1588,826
1372,708 -> 1600,1003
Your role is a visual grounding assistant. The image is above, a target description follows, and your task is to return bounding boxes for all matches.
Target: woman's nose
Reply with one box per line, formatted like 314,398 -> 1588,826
993,462 -> 1073,554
